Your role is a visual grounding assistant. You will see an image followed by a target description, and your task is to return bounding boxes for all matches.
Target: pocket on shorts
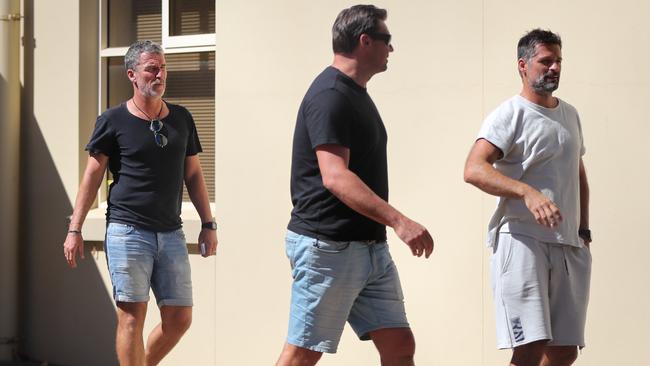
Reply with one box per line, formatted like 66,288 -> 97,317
107,223 -> 135,237
496,234 -> 515,274
175,228 -> 186,241
311,239 -> 351,254
285,231 -> 303,270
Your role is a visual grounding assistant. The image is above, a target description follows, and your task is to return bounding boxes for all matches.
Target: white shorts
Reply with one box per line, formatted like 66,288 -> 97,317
491,233 -> 591,349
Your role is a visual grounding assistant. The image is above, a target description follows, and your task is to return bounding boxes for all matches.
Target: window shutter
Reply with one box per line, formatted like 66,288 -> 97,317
164,52 -> 215,202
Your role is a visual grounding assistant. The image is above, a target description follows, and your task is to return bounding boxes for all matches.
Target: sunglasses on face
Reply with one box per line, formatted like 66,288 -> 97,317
149,120 -> 168,148
367,32 -> 392,46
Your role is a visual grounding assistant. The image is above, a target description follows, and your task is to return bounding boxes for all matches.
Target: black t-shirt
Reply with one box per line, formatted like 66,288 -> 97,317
288,66 -> 388,241
86,101 -> 202,231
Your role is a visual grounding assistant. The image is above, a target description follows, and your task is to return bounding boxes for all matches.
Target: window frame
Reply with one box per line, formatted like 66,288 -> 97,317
162,0 -> 216,49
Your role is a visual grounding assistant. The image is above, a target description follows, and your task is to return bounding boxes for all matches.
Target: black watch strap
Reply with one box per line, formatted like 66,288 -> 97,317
201,220 -> 217,230
578,229 -> 591,241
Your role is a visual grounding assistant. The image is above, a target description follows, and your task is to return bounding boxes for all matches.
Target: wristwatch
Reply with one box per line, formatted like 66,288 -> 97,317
578,229 -> 591,242
201,220 -> 217,230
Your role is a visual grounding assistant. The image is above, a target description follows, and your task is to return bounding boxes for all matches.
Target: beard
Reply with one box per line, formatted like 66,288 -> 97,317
140,80 -> 165,97
531,72 -> 559,93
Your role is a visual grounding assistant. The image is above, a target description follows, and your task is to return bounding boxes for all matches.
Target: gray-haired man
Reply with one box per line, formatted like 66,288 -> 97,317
63,40 -> 217,365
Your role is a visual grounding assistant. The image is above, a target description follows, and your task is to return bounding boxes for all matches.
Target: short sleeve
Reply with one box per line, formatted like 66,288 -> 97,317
303,89 -> 354,149
185,109 -> 202,156
85,114 -> 116,156
477,105 -> 516,158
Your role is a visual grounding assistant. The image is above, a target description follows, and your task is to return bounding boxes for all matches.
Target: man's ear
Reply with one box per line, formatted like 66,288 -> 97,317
127,69 -> 136,83
517,58 -> 527,77
359,33 -> 372,48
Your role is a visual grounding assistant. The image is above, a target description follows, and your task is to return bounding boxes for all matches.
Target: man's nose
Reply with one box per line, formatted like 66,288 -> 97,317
389,43 -> 394,52
549,62 -> 560,72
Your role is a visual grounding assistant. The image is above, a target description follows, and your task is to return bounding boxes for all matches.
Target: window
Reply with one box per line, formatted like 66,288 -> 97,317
99,0 -> 215,202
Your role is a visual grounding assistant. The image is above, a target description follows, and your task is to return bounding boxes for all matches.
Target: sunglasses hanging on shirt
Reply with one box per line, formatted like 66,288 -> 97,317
149,119 -> 168,148
132,99 -> 168,148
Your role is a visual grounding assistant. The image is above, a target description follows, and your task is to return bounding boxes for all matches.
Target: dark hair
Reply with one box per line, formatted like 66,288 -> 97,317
332,5 -> 387,54
124,40 -> 164,71
517,28 -> 562,61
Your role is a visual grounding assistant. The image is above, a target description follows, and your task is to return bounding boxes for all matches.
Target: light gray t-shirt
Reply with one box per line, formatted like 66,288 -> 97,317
478,95 -> 585,247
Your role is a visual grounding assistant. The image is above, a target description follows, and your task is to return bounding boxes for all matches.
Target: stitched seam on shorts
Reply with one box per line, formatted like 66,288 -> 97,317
302,237 -> 317,346
499,279 -> 516,347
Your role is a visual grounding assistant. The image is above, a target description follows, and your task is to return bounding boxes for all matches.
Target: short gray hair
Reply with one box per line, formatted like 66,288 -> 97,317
124,40 -> 164,70
517,29 -> 562,62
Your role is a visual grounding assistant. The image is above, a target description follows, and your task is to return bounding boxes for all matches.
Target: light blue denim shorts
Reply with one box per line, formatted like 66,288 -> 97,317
285,230 -> 409,353
105,222 -> 193,307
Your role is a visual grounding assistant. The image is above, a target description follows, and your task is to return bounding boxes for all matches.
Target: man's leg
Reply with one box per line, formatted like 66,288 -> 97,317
540,346 -> 578,366
539,245 -> 590,366
145,305 -> 192,366
369,327 -> 415,366
116,301 -> 148,366
146,228 -> 194,365
275,343 -> 323,366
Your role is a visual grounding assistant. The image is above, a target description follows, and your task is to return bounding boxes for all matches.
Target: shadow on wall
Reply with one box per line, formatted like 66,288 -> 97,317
18,1 -> 118,365
19,110 -> 119,366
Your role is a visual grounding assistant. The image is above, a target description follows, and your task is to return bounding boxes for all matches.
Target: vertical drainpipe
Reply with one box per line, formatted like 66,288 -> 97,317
0,0 -> 21,361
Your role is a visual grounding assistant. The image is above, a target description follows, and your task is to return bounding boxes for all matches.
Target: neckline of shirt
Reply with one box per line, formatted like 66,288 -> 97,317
515,94 -> 562,113
122,100 -> 172,123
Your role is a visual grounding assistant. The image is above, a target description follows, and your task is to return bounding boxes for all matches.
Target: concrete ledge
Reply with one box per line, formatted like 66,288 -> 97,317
82,202 -> 214,244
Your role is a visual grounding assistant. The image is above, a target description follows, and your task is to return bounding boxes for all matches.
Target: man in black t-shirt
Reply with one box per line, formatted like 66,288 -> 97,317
62,40 -> 217,365
276,6 -> 434,366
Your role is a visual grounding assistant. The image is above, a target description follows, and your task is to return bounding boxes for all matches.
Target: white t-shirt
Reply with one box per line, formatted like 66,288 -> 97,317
478,95 -> 585,247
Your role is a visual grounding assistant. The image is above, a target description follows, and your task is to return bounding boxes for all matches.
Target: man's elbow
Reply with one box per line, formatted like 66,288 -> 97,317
321,175 -> 335,191
463,164 -> 478,185
321,171 -> 343,193
183,173 -> 198,189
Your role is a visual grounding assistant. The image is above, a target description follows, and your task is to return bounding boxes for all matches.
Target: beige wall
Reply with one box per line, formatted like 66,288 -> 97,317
17,0 -> 649,365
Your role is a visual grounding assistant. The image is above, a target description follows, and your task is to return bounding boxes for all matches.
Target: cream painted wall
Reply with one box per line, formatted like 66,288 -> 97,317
29,0 -> 81,203
19,0 -> 649,365
213,1 -> 649,365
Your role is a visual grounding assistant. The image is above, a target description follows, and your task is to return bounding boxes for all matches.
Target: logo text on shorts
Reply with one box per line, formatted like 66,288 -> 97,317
511,317 -> 525,343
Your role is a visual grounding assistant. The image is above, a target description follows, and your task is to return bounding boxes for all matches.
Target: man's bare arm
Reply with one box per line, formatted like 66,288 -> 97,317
184,155 -> 217,257
316,144 -> 433,258
63,152 -> 109,268
463,138 -> 562,228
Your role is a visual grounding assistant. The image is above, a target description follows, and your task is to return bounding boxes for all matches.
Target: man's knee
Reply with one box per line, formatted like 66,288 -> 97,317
160,306 -> 192,334
277,344 -> 322,366
117,302 -> 147,333
543,346 -> 578,366
385,331 -> 415,358
511,340 -> 547,366
372,328 -> 416,360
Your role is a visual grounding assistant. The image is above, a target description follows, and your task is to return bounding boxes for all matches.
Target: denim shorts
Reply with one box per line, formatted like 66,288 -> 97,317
285,230 -> 409,353
105,223 -> 193,307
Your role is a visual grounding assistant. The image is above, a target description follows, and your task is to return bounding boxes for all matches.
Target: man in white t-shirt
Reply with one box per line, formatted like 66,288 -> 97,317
464,29 -> 592,366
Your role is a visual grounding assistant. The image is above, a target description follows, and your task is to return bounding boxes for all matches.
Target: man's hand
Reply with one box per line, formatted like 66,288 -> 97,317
522,186 -> 563,228
198,229 -> 218,257
393,218 -> 434,258
63,233 -> 85,268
